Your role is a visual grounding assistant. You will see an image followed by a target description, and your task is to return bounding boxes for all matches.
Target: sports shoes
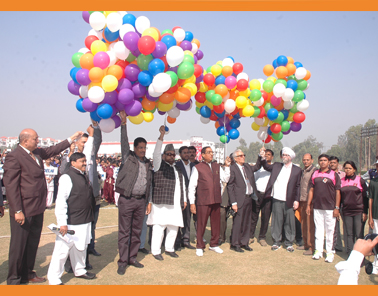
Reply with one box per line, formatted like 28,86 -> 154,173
209,246 -> 223,254
196,249 -> 204,257
312,250 -> 323,260
287,246 -> 294,252
325,252 -> 334,263
271,244 -> 281,251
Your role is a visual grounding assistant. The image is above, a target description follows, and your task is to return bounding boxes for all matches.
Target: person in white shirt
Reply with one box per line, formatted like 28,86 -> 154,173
44,157 -> 56,209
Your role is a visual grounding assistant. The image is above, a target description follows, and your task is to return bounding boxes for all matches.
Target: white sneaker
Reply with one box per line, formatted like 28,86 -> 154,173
325,252 -> 334,263
196,249 -> 203,257
312,250 -> 323,260
209,246 -> 223,254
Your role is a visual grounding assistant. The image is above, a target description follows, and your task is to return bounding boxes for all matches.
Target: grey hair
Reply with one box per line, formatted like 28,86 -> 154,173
232,149 -> 243,159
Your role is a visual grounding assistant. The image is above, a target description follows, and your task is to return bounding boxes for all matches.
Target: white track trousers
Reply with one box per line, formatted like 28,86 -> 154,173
314,209 -> 337,254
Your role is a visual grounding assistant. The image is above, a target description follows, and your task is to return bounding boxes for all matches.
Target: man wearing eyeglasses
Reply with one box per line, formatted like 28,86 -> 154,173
147,126 -> 187,261
188,147 -> 231,257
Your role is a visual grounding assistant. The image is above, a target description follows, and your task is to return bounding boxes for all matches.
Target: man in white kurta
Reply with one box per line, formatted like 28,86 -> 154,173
147,126 -> 187,260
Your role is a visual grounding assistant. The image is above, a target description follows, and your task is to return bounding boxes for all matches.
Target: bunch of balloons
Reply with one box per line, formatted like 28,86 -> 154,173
68,11 -> 204,133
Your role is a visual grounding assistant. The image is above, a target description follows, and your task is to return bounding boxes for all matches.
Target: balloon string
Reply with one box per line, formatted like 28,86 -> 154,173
223,114 -> 227,160
164,112 -> 167,127
262,132 -> 267,149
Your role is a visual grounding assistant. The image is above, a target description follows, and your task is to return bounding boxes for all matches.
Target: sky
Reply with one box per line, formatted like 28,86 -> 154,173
0,11 -> 377,153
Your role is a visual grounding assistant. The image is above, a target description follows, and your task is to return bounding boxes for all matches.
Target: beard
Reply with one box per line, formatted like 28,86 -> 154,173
283,158 -> 291,164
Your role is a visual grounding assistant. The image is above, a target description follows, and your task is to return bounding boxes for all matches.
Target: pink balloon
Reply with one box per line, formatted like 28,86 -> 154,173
93,51 -> 110,70
225,76 -> 237,89
270,95 -> 282,107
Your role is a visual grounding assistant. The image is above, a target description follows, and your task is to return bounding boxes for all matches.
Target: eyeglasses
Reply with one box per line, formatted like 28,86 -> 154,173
165,153 -> 176,157
235,154 -> 245,158
205,151 -> 214,154
282,154 -> 290,157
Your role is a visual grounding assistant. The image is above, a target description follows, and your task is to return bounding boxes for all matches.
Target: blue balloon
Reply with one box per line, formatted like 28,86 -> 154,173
215,75 -> 226,86
227,56 -> 235,62
96,103 -> 113,119
214,110 -> 225,118
267,127 -> 272,135
138,71 -> 153,87
229,118 -> 241,129
104,27 -> 119,42
90,110 -> 101,122
294,61 -> 303,68
286,80 -> 298,91
267,108 -> 279,121
276,55 -> 288,67
101,38 -> 106,43
70,67 -> 80,84
123,13 -> 136,26
184,31 -> 194,42
281,109 -> 289,120
216,126 -> 226,136
148,59 -> 165,76
228,129 -> 240,140
233,113 -> 240,119
165,126 -> 169,132
161,35 -> 177,49
272,59 -> 278,69
303,93 -> 306,100
200,106 -> 211,118
76,98 -> 86,113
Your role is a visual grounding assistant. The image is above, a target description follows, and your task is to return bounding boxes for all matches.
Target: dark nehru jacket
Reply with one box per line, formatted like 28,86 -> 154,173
195,162 -> 222,205
66,167 -> 95,225
153,161 -> 185,209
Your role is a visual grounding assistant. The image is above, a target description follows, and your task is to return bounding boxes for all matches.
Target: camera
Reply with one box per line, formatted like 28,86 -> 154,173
364,233 -> 378,275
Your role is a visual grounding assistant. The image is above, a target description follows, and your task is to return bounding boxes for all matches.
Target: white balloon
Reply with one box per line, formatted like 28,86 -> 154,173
166,46 -> 184,67
79,86 -> 88,98
273,83 -> 286,98
172,100 -> 177,109
258,78 -> 265,91
297,100 -> 310,112
253,98 -> 264,107
260,126 -> 268,132
305,82 -> 310,91
254,117 -> 264,125
222,58 -> 234,67
173,28 -> 185,42
108,43 -> 116,52
152,73 -> 172,93
118,11 -> 127,18
191,43 -> 198,54
106,13 -> 123,32
168,107 -> 180,118
222,92 -> 230,102
99,118 -> 116,133
78,47 -> 89,54
257,130 -> 268,141
89,12 -> 106,31
119,24 -> 135,40
200,116 -> 210,124
236,72 -> 249,82
282,88 -> 294,101
88,29 -> 103,39
135,16 -> 150,34
88,86 -> 105,103
113,41 -> 130,60
107,51 -> 117,67
283,100 -> 294,110
295,67 -> 307,80
224,99 -> 236,114
148,84 -> 162,97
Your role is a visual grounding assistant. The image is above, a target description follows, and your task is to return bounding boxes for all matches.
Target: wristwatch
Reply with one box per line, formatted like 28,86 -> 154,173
335,206 -> 340,210
15,210 -> 22,214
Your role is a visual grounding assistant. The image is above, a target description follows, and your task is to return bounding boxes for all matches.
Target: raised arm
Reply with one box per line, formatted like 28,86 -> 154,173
93,121 -> 102,156
119,111 -> 130,164
152,126 -> 165,172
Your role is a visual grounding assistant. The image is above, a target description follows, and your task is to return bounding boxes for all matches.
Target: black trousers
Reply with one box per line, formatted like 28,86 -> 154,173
175,203 -> 192,246
88,204 -> 100,250
231,197 -> 253,247
219,206 -> 230,243
7,213 -> 44,285
343,213 -> 363,255
250,192 -> 272,240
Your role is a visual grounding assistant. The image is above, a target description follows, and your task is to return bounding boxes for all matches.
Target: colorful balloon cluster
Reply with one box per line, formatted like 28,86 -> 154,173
68,11 -> 204,133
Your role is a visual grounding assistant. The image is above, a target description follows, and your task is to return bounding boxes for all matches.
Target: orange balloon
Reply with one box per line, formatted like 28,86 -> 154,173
141,98 -> 156,111
89,67 -> 105,83
276,100 -> 285,111
263,64 -> 274,76
222,66 -> 233,77
130,60 -> 138,66
287,57 -> 294,64
167,116 -> 176,124
107,65 -> 123,80
192,38 -> 200,48
238,109 -> 244,117
215,121 -> 220,129
214,84 -> 229,98
175,88 -> 191,103
304,70 -> 311,81
275,66 -> 288,79
80,53 -> 94,70
207,84 -> 216,91
286,63 -> 297,76
159,92 -> 175,104
229,90 -> 239,100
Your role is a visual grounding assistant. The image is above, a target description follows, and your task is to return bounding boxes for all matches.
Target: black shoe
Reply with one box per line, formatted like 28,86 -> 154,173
65,267 -> 73,274
58,283 -> 64,285
86,263 -> 93,270
175,245 -> 182,251
165,251 -> 179,258
117,265 -> 127,275
76,272 -> 96,280
138,248 -> 150,254
130,260 -> 144,268
88,249 -> 101,256
335,248 -> 343,252
153,254 -> 164,261
183,243 -> 196,250
230,245 -> 244,253
218,239 -> 223,246
241,245 -> 253,251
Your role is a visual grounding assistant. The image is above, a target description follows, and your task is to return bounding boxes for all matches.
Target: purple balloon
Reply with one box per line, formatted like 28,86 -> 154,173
180,40 -> 192,51
102,91 -> 118,105
131,48 -> 141,57
158,111 -> 166,115
68,80 -> 81,95
282,130 -> 291,135
226,123 -> 232,132
123,32 -> 140,52
176,100 -> 191,111
118,88 -> 135,105
132,83 -> 146,98
115,100 -> 125,111
111,106 -> 118,117
124,100 -> 142,116
193,54 -> 198,64
76,69 -> 91,86
290,122 -> 302,132
168,66 -> 178,74
196,73 -> 204,84
152,41 -> 167,58
112,115 -> 122,128
195,49 -> 204,60
125,64 -> 140,82
82,97 -> 98,112
146,92 -> 159,102
82,11 -> 90,23
117,78 -> 132,91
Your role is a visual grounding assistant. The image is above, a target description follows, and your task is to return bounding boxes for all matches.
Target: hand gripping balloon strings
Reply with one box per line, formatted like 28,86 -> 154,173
164,112 -> 169,135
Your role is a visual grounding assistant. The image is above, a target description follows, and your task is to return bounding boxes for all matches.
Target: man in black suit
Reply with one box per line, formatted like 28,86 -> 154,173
175,146 -> 196,250
261,147 -> 301,252
227,149 -> 262,252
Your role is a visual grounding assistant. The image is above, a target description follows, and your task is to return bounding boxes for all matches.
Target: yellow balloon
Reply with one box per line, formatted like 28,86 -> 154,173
287,112 -> 294,122
267,76 -> 277,83
242,105 -> 255,117
184,75 -> 196,84
211,64 -> 222,77
157,101 -> 174,112
239,88 -> 250,98
235,96 -> 247,109
142,28 -> 159,42
216,60 -> 223,66
251,122 -> 260,131
91,40 -> 107,55
249,79 -> 261,90
128,113 -> 144,125
88,82 -> 102,89
143,112 -> 154,123
184,50 -> 194,57
204,100 -> 213,109
199,82 -> 208,93
103,11 -> 116,17
102,75 -> 118,92
195,101 -> 204,108
262,117 -> 269,127
183,83 -> 197,96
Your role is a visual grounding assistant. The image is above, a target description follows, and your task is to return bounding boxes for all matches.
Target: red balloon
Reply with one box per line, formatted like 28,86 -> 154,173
213,103 -> 224,113
210,111 -> 218,121
159,56 -> 169,72
166,84 -> 179,94
270,123 -> 282,134
195,92 -> 206,103
172,26 -> 181,32
203,73 -> 215,86
194,64 -> 203,78
237,79 -> 248,91
231,108 -> 239,116
85,35 -> 99,50
257,106 -> 266,118
137,36 -> 156,55
293,112 -> 306,123
263,135 -> 272,143
261,90 -> 268,101
233,63 -> 244,75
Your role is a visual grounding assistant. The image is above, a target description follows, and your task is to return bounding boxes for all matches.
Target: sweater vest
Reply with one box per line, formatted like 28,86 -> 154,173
195,162 -> 222,206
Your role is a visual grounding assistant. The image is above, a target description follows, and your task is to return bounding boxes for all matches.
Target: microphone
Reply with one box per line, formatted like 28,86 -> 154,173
52,227 -> 75,235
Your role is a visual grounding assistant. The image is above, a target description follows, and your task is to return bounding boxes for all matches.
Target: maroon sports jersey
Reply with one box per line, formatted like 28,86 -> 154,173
311,169 -> 341,210
340,175 -> 368,216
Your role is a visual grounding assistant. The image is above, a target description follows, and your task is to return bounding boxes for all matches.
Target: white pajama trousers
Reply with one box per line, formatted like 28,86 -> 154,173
314,209 -> 337,254
46,191 -> 54,208
151,224 -> 178,255
47,236 -> 87,285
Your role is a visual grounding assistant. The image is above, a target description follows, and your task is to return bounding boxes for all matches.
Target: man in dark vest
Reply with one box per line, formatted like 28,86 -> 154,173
188,146 -> 231,257
47,152 -> 96,285
147,126 -> 187,260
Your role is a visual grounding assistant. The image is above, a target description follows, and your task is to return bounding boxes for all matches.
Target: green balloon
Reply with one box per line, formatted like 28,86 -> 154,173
263,80 -> 274,93
137,54 -> 153,71
220,135 -> 228,144
290,103 -> 298,113
250,89 -> 262,102
72,52 -> 83,68
183,55 -> 195,65
271,132 -> 283,141
293,90 -> 304,102
206,90 -> 215,102
264,102 -> 273,113
166,71 -> 178,87
211,94 -> 223,106
126,52 -> 136,62
297,79 -> 308,91
196,107 -> 201,115
287,75 -> 295,81
206,66 -> 212,73
161,29 -> 173,35
275,79 -> 287,87
281,120 -> 290,132
150,107 -> 157,114
177,62 -> 194,79
251,106 -> 261,117
272,112 -> 284,123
